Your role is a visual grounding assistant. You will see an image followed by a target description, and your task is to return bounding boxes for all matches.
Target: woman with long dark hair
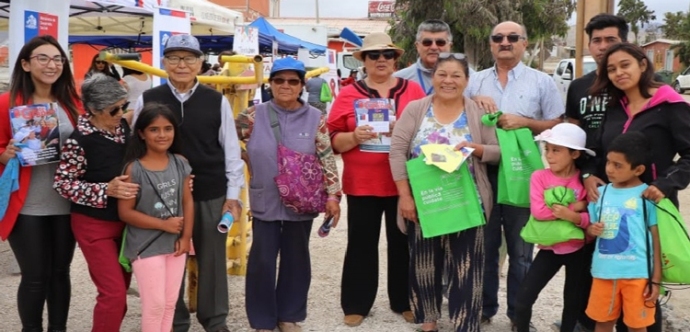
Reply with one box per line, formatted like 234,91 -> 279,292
0,35 -> 83,332
582,42 -> 690,332
53,73 -> 140,332
85,54 -> 121,81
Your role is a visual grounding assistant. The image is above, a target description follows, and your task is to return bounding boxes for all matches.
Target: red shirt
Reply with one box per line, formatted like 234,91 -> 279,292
327,78 -> 425,196
0,93 -> 82,240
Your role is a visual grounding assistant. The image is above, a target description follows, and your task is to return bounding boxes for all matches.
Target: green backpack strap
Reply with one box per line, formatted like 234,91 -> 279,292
481,111 -> 502,127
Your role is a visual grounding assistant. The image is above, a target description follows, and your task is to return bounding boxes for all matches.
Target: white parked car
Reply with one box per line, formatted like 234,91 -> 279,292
673,67 -> 690,94
552,56 -> 597,103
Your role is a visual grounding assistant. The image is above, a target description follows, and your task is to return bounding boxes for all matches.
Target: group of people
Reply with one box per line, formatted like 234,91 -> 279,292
329,14 -> 687,332
2,12 -> 689,332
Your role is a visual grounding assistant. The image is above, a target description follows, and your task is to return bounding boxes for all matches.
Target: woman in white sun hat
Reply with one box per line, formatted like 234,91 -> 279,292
513,123 -> 595,332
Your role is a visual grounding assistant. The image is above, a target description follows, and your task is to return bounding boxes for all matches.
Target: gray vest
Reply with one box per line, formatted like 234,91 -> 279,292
246,101 -> 322,221
124,154 -> 191,261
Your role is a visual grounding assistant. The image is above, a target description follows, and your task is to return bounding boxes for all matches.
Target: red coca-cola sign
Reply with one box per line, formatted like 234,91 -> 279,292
368,1 -> 395,17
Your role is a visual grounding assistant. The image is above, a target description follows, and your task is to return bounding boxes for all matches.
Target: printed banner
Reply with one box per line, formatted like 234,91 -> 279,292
233,27 -> 259,56
323,49 -> 340,114
9,1 -> 69,69
23,11 -> 58,43
152,7 -> 191,86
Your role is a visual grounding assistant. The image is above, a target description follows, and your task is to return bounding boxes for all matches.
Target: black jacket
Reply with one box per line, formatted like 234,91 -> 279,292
582,85 -> 690,205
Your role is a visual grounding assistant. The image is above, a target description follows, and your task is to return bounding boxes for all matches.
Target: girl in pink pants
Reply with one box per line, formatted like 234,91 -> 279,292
118,104 -> 194,332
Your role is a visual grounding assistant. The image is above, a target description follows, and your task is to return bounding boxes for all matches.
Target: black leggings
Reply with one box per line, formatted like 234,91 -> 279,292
8,214 -> 76,332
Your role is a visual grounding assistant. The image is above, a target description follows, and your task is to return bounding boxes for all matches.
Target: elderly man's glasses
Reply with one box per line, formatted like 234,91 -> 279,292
270,78 -> 301,86
109,102 -> 130,116
30,54 -> 66,66
490,34 -> 525,43
420,38 -> 448,47
165,55 -> 200,65
365,50 -> 397,61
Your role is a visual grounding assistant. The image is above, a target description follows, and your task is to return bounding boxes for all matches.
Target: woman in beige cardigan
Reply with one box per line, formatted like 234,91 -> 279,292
389,53 -> 499,332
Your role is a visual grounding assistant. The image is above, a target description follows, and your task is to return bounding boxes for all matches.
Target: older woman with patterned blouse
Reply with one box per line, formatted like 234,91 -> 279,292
390,53 -> 499,332
236,57 -> 341,332
53,74 -> 140,332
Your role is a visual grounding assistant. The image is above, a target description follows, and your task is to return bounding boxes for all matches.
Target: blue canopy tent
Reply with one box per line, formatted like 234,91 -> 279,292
69,35 -> 235,53
339,27 -> 363,47
248,17 -> 327,55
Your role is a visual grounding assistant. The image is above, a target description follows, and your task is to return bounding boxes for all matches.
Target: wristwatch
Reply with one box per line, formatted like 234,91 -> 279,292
582,173 -> 592,180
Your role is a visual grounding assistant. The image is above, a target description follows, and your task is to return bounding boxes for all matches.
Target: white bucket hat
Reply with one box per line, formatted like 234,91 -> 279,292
534,123 -> 595,156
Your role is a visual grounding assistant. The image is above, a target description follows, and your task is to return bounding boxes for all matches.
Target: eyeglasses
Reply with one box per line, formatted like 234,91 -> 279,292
165,55 -> 200,65
95,60 -> 106,65
420,38 -> 448,47
30,54 -> 66,66
365,50 -> 397,61
270,78 -> 301,86
439,53 -> 467,60
490,34 -> 525,43
108,102 -> 130,116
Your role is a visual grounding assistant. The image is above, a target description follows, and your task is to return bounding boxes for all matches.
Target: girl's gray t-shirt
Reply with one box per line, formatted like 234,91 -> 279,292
124,154 -> 192,261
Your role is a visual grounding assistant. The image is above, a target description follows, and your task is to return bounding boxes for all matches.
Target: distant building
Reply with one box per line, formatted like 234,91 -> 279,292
641,39 -> 682,72
210,0 -> 272,21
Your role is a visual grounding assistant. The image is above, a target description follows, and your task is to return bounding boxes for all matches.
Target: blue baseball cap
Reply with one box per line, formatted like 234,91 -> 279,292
164,34 -> 203,56
270,57 -> 306,77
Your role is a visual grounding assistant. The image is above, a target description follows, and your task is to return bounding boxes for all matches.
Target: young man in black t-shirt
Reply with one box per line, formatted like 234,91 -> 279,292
564,13 -> 663,332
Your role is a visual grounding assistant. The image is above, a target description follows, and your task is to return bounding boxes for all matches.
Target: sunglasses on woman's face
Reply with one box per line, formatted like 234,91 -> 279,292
420,38 -> 448,47
365,50 -> 397,61
270,78 -> 301,86
438,53 -> 467,60
490,34 -> 524,43
109,102 -> 129,116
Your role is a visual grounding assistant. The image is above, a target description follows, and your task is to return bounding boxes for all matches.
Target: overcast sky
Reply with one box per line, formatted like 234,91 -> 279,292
280,0 -> 690,22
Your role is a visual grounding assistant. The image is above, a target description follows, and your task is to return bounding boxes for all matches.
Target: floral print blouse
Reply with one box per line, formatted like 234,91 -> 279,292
411,105 -> 473,159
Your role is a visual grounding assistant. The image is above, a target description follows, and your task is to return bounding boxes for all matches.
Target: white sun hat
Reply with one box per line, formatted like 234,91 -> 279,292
534,123 -> 595,156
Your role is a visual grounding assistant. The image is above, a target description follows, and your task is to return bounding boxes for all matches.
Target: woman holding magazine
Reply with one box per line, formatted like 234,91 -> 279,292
0,35 -> 83,332
327,32 -> 425,327
389,53 -> 499,332
53,74 -> 140,332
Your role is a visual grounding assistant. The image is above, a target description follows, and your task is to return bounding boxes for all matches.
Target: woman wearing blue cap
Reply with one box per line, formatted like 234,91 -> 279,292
236,57 -> 342,332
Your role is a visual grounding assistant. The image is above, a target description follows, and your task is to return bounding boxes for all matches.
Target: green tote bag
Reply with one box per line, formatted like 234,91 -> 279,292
406,157 -> 485,238
520,186 -> 585,246
653,199 -> 690,284
482,112 -> 543,207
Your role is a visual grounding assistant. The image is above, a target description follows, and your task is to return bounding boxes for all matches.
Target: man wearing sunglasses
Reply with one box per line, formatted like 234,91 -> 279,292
395,19 -> 473,95
132,34 -> 245,332
465,21 -> 564,332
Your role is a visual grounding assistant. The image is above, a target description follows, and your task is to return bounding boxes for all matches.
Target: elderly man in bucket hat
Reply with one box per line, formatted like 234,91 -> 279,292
132,34 -> 245,332
327,32 -> 426,328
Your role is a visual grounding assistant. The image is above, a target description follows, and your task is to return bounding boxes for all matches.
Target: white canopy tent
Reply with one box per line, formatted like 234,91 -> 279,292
0,0 -> 242,35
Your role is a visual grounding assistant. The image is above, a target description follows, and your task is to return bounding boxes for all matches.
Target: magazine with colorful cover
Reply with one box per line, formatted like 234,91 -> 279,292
353,98 -> 396,153
9,103 -> 61,166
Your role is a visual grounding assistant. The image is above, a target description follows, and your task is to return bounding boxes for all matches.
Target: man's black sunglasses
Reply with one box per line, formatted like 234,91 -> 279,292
490,34 -> 525,43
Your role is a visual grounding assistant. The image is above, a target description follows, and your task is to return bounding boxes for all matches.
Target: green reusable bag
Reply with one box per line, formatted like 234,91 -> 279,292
652,199 -> 690,284
406,157 -> 486,238
520,186 -> 585,246
319,82 -> 333,102
118,227 -> 132,273
482,112 -> 543,207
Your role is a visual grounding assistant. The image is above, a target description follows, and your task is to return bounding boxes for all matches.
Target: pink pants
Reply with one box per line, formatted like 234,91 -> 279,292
132,253 -> 187,332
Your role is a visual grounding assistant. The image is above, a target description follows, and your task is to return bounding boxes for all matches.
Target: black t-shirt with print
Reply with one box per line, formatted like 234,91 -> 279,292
565,71 -> 610,148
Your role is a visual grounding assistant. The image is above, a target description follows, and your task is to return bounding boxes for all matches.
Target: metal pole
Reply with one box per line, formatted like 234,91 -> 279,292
315,0 -> 320,24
